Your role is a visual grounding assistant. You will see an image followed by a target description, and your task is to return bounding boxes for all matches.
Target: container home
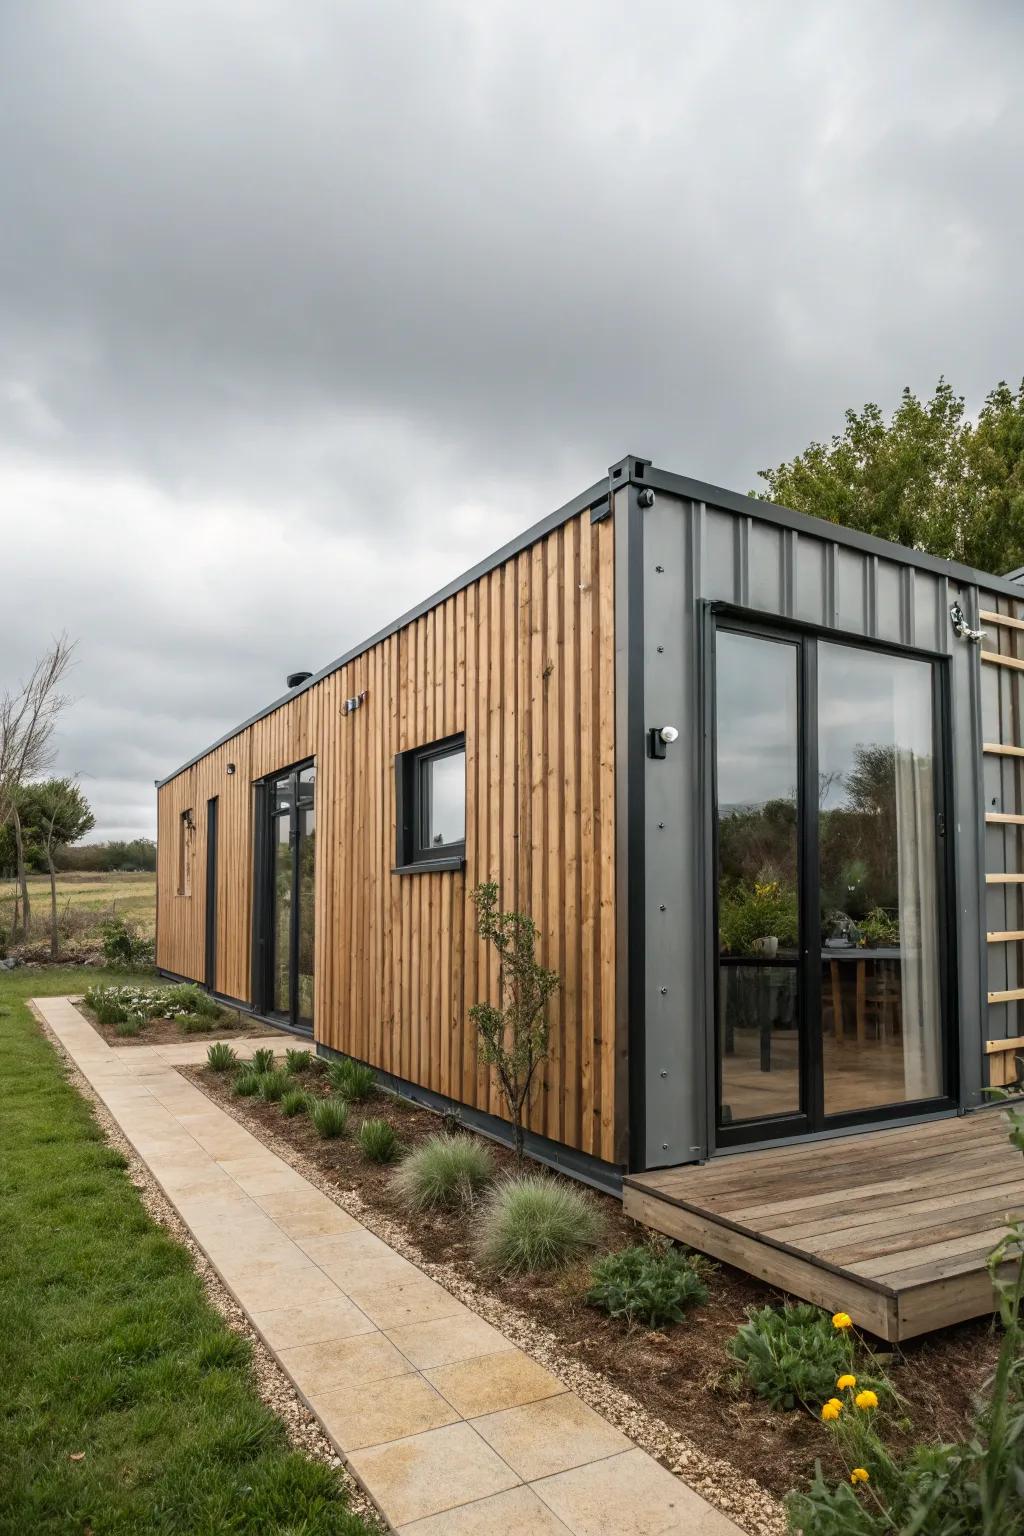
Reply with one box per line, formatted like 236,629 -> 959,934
156,454 -> 1024,1336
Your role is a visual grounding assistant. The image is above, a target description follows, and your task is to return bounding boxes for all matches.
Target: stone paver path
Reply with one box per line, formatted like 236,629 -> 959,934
38,996 -> 744,1536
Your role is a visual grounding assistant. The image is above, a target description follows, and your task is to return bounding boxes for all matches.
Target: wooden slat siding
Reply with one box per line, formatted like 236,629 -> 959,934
625,1113 -> 1023,1340
980,608 -> 1024,631
155,509 -> 618,1161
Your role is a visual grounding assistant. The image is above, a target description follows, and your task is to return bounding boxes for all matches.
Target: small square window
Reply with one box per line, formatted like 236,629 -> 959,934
396,734 -> 466,870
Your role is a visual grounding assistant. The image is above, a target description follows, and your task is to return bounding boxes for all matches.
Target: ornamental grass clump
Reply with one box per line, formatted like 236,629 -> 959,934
586,1243 -> 709,1329
206,1041 -> 238,1072
358,1117 -> 400,1163
233,1068 -> 262,1097
395,1134 -> 494,1211
475,1174 -> 604,1274
115,1016 -> 142,1038
250,1048 -> 275,1074
328,1058 -> 376,1101
280,1087 -> 308,1118
309,1096 -> 349,1139
257,1069 -> 290,1103
284,1048 -> 312,1074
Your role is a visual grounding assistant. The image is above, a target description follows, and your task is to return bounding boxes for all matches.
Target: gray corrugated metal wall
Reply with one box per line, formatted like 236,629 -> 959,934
638,491 -> 989,1171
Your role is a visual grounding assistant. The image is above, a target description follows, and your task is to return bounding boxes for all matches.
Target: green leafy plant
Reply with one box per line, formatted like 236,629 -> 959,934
729,1303 -> 855,1412
115,1016 -> 142,1038
475,1174 -> 605,1273
395,1133 -> 494,1210
233,1069 -> 262,1097
285,1048 -> 312,1075
358,1117 -> 400,1163
327,1058 -> 376,1101
92,995 -> 129,1025
309,1097 -> 349,1139
586,1243 -> 709,1328
165,982 -> 218,1018
250,1048 -> 275,1074
257,1069 -> 290,1103
856,907 -> 900,949
468,882 -> 559,1159
207,1041 -> 238,1072
280,1088 -> 308,1118
99,914 -> 155,969
718,878 -> 799,956
182,1014 -> 216,1034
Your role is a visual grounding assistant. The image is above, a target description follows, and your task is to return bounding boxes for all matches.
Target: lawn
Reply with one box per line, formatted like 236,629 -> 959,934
0,870 -> 157,942
0,966 -> 371,1536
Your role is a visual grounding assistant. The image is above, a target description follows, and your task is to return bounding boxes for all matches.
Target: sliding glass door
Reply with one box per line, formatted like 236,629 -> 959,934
714,621 -> 950,1145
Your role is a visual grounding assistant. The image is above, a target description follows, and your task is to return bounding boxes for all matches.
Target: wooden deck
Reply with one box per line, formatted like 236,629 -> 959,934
623,1111 -> 1024,1341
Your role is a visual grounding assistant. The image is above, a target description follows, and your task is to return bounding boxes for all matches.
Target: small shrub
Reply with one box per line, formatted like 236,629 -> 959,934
181,1014 -> 216,1034
165,982 -> 218,1018
207,1041 -> 238,1072
475,1174 -> 604,1273
115,1017 -> 142,1038
358,1117 -> 400,1163
233,1069 -> 262,1097
250,1048 -> 275,1074
285,1048 -> 312,1074
280,1088 -> 308,1118
327,1058 -> 376,1100
257,1069 -> 290,1103
728,1303 -> 856,1412
395,1134 -> 494,1211
586,1243 -> 709,1328
100,915 -> 155,969
309,1097 -> 349,1138
92,995 -> 129,1025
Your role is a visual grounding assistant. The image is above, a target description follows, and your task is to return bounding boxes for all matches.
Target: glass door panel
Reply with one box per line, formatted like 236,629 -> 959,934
263,763 -> 315,1032
818,643 -> 943,1116
272,811 -> 292,1016
715,630 -> 802,1129
296,766 -> 316,1028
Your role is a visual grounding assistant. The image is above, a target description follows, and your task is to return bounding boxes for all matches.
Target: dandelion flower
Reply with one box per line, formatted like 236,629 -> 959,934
850,1467 -> 870,1485
836,1374 -> 857,1390
832,1312 -> 853,1330
854,1389 -> 878,1411
821,1398 -> 843,1422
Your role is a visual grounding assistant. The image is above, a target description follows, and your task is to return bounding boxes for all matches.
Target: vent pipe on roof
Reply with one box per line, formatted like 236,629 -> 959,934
287,670 -> 313,689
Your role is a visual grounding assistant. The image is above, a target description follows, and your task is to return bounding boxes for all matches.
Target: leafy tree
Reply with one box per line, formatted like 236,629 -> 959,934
757,377 -> 1024,573
468,882 -> 559,1160
19,778 -> 95,958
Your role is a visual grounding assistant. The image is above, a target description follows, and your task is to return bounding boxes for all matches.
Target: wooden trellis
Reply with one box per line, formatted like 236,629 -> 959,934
981,605 -> 1024,1084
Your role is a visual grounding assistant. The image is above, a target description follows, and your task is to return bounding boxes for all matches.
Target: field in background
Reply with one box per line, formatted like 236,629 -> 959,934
0,870 -> 157,940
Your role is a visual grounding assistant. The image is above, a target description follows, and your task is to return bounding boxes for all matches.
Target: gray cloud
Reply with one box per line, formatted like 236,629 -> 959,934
1,0 -> 1021,838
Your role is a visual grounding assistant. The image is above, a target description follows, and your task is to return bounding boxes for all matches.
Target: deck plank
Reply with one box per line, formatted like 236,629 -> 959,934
624,1112 -> 1023,1341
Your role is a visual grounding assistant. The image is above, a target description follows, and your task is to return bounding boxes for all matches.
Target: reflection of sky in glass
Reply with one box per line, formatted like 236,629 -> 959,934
716,631 -> 797,810
428,750 -> 465,845
818,644 -> 932,808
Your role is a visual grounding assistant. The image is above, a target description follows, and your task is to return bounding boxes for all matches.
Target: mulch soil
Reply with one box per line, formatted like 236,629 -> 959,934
183,1061 -> 1003,1502
79,1001 -> 279,1049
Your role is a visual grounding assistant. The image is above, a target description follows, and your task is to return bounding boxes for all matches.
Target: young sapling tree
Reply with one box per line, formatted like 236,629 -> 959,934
468,881 -> 559,1160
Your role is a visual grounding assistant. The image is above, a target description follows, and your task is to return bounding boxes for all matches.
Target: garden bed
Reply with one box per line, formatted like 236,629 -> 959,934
78,981 -> 279,1048
182,1057 -> 1003,1505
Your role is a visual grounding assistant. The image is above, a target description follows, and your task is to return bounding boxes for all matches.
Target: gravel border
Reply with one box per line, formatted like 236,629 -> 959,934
30,1003 -> 386,1534
181,1062 -> 787,1536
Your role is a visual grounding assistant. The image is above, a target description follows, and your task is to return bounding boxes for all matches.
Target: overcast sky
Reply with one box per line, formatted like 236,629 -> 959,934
2,0 -> 1021,841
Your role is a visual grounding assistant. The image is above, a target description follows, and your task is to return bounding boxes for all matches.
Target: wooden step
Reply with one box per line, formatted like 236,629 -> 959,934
984,743 -> 1024,758
980,609 -> 1024,632
981,651 -> 1024,672
986,813 -> 1024,825
988,931 -> 1024,943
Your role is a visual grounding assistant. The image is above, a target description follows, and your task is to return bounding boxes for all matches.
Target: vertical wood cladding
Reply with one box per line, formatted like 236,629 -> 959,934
156,511 -> 619,1161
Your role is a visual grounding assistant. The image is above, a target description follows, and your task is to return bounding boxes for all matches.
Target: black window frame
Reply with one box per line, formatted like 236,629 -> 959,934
394,732 -> 466,872
251,757 -> 316,1034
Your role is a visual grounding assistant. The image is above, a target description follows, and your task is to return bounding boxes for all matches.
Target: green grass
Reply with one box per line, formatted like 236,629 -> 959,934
0,870 -> 157,938
0,966 -> 371,1535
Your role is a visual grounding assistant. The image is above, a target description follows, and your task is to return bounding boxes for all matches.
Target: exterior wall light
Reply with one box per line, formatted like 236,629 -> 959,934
226,763 -> 236,775
648,724 -> 679,760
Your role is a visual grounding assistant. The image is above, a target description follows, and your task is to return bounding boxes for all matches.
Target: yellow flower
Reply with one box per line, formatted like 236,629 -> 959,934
832,1312 -> 853,1330
821,1398 -> 843,1422
855,1389 -> 879,1411
836,1373 -> 857,1390
850,1467 -> 870,1485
